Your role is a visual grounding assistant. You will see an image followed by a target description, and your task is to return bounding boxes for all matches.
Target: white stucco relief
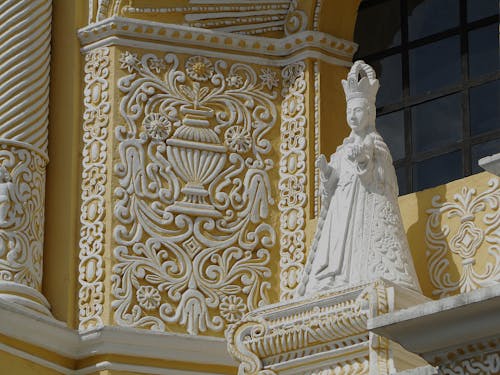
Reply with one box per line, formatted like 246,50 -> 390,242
426,178 -> 500,297
0,0 -> 52,316
112,52 -> 278,335
297,61 -> 421,297
78,47 -> 111,331
90,0 -> 307,36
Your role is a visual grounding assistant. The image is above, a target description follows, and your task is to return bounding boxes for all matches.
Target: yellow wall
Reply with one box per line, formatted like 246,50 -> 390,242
400,172 -> 498,298
0,349 -> 62,375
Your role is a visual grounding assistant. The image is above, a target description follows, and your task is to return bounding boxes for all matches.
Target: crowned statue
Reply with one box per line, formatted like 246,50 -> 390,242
296,61 -> 421,297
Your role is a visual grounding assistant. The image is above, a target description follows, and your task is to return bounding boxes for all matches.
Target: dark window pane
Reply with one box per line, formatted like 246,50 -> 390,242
354,0 -> 401,57
468,24 -> 500,79
467,0 -> 498,22
396,166 -> 408,195
470,80 -> 500,136
472,138 -> 500,173
412,94 -> 462,153
413,151 -> 463,191
409,36 -> 461,96
377,110 -> 405,160
371,54 -> 403,107
408,0 -> 459,41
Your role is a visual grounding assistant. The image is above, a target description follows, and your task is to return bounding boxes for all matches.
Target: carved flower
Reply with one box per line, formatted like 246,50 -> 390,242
450,221 -> 484,259
220,295 -> 246,323
119,51 -> 139,73
259,68 -> 279,90
142,113 -> 172,141
380,202 -> 398,225
149,58 -> 166,73
226,74 -> 243,88
224,126 -> 252,153
136,286 -> 161,311
185,56 -> 214,82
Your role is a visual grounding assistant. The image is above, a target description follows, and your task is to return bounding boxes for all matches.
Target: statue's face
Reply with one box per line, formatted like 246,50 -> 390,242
346,98 -> 371,134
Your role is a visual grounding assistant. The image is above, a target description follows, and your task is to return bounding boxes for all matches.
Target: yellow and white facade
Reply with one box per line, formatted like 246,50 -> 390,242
0,1 -> 497,374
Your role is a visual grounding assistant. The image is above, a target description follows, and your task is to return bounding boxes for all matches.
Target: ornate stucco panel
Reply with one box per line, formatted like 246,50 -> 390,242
78,47 -> 111,331
88,0 -> 310,37
425,176 -> 499,297
399,172 -> 500,299
110,48 -> 283,335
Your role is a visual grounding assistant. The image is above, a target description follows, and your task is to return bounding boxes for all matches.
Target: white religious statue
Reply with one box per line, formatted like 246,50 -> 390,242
0,165 -> 19,226
297,61 -> 421,297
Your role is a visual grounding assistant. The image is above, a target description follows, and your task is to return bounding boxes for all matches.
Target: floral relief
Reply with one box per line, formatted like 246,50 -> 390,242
142,113 -> 172,141
224,126 -> 252,153
112,51 -> 279,335
226,74 -> 243,88
119,51 -> 138,73
220,295 -> 246,323
136,286 -> 162,311
185,55 -> 214,82
426,178 -> 500,297
260,68 -> 279,90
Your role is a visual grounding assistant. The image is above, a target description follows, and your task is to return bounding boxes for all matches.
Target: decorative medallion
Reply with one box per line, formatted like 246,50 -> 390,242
426,178 -> 500,297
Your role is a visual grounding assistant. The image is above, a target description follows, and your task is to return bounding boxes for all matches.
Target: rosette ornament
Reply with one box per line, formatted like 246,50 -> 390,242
166,106 -> 226,217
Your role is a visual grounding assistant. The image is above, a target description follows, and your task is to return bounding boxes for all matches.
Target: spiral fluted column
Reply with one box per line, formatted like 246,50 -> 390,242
0,0 -> 52,316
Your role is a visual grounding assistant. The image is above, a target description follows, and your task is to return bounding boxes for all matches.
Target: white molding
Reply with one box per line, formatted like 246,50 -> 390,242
82,36 -> 353,67
479,153 -> 500,176
0,342 -> 71,374
0,300 -> 237,372
0,343 -> 228,375
78,16 -> 356,67
74,361 -> 227,375
369,284 -> 500,355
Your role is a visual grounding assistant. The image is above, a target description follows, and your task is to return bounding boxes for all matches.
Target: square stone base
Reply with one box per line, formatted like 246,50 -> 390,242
226,280 -> 430,375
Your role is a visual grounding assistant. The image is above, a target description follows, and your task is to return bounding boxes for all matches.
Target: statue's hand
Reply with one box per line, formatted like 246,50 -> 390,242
317,154 -> 331,178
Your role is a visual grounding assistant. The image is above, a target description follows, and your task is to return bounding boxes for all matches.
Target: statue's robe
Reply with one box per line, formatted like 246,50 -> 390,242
301,131 -> 421,295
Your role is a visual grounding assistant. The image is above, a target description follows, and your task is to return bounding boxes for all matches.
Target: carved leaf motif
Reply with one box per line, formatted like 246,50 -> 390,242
425,178 -> 500,297
113,52 -> 278,335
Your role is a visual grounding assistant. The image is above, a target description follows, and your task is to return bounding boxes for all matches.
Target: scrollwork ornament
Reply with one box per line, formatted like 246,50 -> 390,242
78,47 -> 110,331
284,0 -> 308,35
279,61 -> 307,300
0,147 -> 45,289
425,178 -> 500,297
112,52 -> 277,335
441,353 -> 500,375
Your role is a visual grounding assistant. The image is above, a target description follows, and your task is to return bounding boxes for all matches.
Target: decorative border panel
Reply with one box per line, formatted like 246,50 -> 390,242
279,61 -> 308,300
78,47 -> 111,331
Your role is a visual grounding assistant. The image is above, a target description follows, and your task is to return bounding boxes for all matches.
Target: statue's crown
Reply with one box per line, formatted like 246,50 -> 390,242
342,60 -> 379,102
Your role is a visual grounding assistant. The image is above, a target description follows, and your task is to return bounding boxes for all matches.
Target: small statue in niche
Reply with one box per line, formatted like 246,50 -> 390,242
0,165 -> 19,226
296,61 -> 421,297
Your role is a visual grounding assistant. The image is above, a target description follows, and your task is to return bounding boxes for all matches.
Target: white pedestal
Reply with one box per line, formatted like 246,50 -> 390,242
227,280 -> 430,375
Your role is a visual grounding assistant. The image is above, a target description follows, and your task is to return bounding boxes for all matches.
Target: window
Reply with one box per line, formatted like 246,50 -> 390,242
354,0 -> 499,194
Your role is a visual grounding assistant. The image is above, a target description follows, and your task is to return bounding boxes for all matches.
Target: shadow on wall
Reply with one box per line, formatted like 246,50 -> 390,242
402,182 -> 460,300
402,172 -> 499,300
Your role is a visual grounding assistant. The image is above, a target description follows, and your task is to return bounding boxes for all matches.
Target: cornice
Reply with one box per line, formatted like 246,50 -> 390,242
0,299 -> 237,373
368,284 -> 500,356
78,17 -> 356,66
480,152 -> 500,176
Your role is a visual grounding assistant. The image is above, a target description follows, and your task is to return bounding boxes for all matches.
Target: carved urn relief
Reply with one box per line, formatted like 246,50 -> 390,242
109,52 -> 278,335
166,105 -> 227,217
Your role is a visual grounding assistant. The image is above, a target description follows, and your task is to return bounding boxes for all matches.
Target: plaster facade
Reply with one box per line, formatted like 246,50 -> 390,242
0,1 -> 497,374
